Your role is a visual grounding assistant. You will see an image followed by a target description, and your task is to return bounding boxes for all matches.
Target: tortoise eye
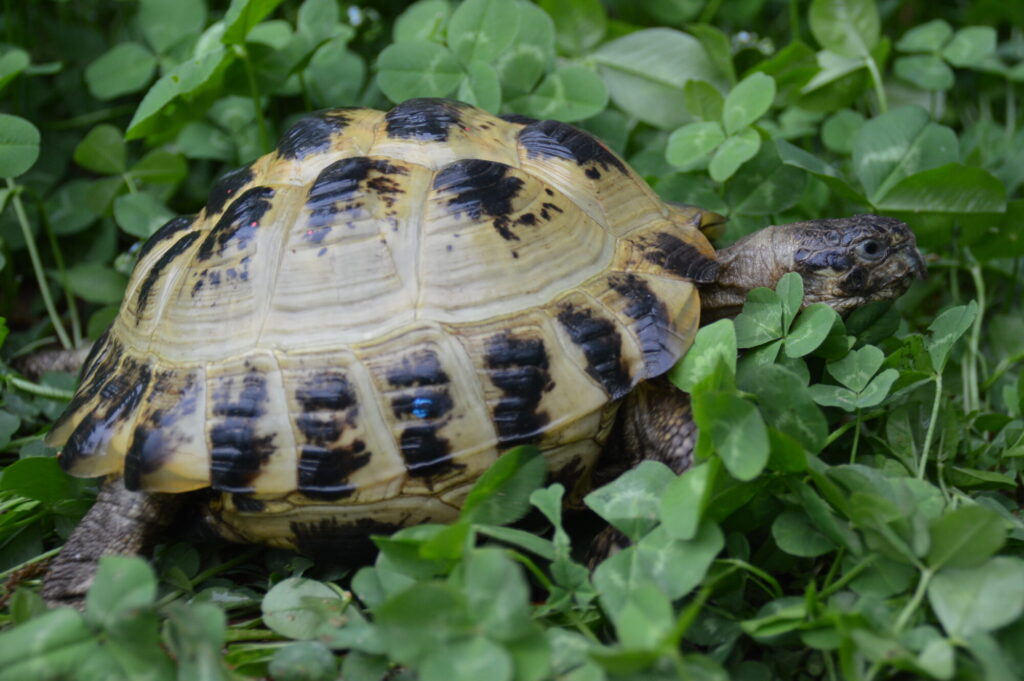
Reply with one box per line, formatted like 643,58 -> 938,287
858,239 -> 884,261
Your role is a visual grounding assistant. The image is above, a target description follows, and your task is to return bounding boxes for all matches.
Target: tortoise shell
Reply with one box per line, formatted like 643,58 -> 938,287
47,99 -> 719,549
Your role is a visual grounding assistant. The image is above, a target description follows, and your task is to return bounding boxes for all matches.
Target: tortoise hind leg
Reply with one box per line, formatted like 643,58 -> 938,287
42,477 -> 181,608
587,377 -> 697,566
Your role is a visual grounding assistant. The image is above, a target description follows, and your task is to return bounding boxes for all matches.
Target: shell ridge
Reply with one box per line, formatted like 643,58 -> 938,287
254,188 -> 307,347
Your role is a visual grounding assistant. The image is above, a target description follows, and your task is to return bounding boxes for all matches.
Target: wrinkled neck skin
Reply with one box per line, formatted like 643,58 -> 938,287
698,215 -> 926,323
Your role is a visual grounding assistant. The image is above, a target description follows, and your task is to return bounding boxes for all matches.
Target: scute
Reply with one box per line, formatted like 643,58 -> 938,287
48,99 -> 717,540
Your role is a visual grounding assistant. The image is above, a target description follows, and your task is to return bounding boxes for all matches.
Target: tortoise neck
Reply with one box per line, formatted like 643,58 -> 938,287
698,226 -> 793,323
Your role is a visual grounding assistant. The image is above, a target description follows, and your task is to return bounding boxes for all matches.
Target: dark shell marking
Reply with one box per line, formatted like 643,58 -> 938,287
232,494 -> 265,512
306,157 -> 407,241
137,215 -> 196,262
638,232 -> 719,284
291,517 -> 402,561
433,160 -> 526,242
197,187 -> 275,262
499,113 -> 538,125
385,98 -> 466,142
208,371 -> 275,492
607,274 -> 674,376
294,372 -> 371,500
518,119 -> 626,178
484,333 -> 553,447
123,370 -> 201,490
60,356 -> 152,471
205,164 -> 254,218
135,231 -> 201,321
384,350 -> 459,478
556,304 -> 632,400
276,112 -> 351,161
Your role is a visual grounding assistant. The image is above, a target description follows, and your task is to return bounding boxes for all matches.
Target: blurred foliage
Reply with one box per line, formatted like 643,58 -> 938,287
0,0 -> 1023,679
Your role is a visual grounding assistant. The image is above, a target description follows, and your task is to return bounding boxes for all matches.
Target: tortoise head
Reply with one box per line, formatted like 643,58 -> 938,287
789,214 -> 926,315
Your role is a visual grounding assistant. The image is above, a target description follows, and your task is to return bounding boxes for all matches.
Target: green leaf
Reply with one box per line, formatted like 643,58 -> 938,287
84,42 -> 157,100
457,61 -> 501,112
726,141 -> 809,215
221,0 -> 286,45
139,0 -> 206,53
740,364 -> 828,454
927,505 -> 1006,570
176,122 -> 234,161
895,19 -> 953,53
709,128 -> 760,182
64,262 -> 128,304
0,411 -> 18,449
492,2 -> 554,97
693,390 -> 769,481
461,549 -> 534,641
510,65 -> 607,122
928,557 -> 1024,637
853,106 -> 958,204
85,556 -> 157,628
375,582 -> 470,664
460,445 -> 546,526
540,0 -> 606,56
785,304 -> 840,357
734,288 -> 784,348
809,0 -> 879,58
376,41 -> 463,102
0,114 -> 40,178
821,108 -> 865,154
114,193 -> 175,239
927,301 -> 978,373
269,641 -> 337,681
683,80 -> 724,121
127,48 -> 231,140
73,125 -> 126,175
666,121 -> 725,167
723,73 -> 775,135
775,138 -> 865,203
854,368 -> 898,408
826,345 -> 885,392
296,0 -> 340,45
659,460 -> 715,540
0,457 -> 81,506
874,163 -> 1007,214
0,48 -> 29,94
668,319 -> 736,392
262,577 -> 346,639
130,149 -> 188,185
306,38 -> 366,108
0,608 -> 96,681
421,636 -> 512,681
807,384 -> 858,411
894,55 -> 954,91
584,461 -> 675,540
394,0 -> 452,44
447,0 -> 521,65
942,26 -> 997,68
772,510 -> 836,557
594,28 -> 721,130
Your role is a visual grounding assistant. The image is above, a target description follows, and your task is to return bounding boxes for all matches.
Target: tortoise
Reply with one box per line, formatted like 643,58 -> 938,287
41,98 -> 924,604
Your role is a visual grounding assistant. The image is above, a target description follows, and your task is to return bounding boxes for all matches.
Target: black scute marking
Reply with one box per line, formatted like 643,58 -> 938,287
434,160 -> 525,241
276,112 -> 351,160
385,349 -> 450,388
137,215 -> 196,261
123,371 -> 201,490
54,331 -> 119,433
291,517 -> 402,562
134,231 -> 201,321
197,186 -> 275,261
294,372 -> 371,500
556,304 -> 632,399
384,98 -> 465,141
484,333 -> 553,447
518,119 -> 627,174
306,157 -> 407,236
60,358 -> 152,471
642,232 -> 720,284
209,371 -> 275,492
499,113 -> 538,125
608,274 -> 674,376
205,164 -> 254,217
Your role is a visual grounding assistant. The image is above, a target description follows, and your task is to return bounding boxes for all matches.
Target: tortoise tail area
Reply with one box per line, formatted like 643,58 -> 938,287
41,477 -> 181,608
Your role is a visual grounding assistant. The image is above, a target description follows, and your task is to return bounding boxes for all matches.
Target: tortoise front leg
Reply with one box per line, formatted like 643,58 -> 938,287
587,377 -> 697,565
42,477 -> 180,609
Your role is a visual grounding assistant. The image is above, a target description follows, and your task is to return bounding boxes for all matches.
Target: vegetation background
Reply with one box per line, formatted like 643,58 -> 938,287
0,0 -> 1022,679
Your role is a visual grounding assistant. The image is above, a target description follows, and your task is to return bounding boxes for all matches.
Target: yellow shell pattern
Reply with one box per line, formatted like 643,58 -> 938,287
46,100 -> 718,549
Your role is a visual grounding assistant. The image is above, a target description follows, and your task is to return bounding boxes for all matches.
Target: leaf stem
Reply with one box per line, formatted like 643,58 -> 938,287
5,375 -> 75,400
849,409 -> 862,464
864,57 -> 888,114
965,258 -> 985,413
893,567 -> 933,632
5,179 -> 72,349
917,375 -> 942,479
41,203 -> 82,346
240,47 -> 270,154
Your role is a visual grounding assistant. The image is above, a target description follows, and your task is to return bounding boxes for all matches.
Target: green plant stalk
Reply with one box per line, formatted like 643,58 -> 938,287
41,207 -> 82,347
819,554 -> 876,599
5,375 -> 75,400
849,409 -> 862,464
965,259 -> 985,412
240,48 -> 270,154
698,0 -> 725,24
917,375 -> 942,479
788,0 -> 801,41
0,546 -> 60,581
122,172 -> 138,194
864,57 -> 888,113
5,179 -> 72,349
894,567 -> 933,632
